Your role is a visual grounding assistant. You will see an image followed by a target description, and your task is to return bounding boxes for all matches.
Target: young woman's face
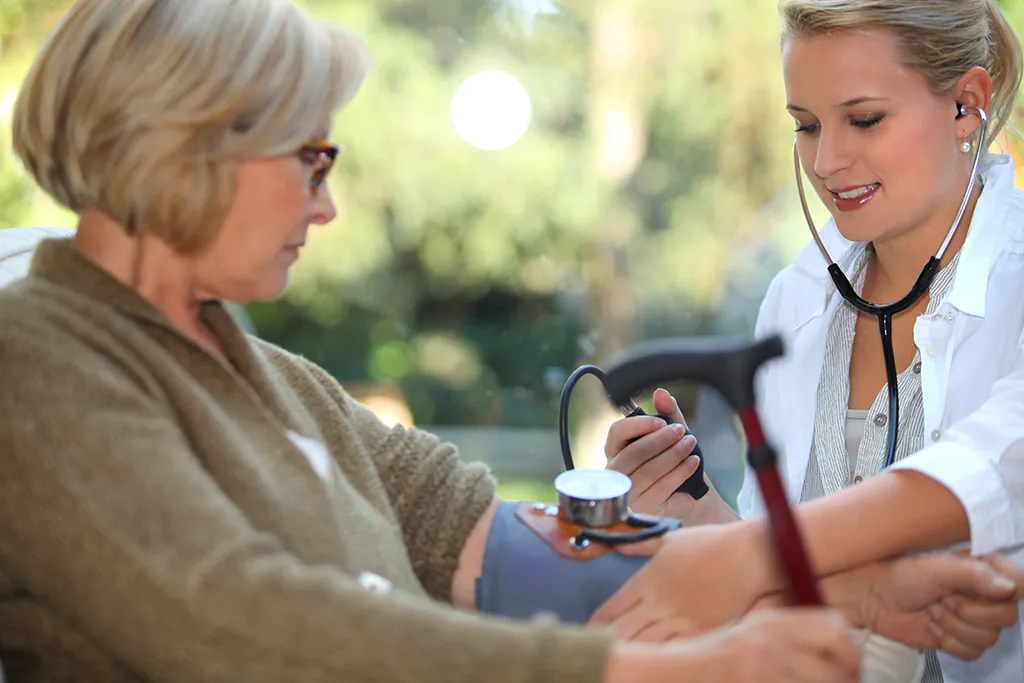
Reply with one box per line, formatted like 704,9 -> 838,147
783,29 -> 972,246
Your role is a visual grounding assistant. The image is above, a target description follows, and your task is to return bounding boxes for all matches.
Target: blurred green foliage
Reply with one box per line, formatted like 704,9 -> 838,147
3,0 -> 1024,450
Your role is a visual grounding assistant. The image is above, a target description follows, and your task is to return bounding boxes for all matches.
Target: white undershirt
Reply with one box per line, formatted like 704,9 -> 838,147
845,409 -> 869,476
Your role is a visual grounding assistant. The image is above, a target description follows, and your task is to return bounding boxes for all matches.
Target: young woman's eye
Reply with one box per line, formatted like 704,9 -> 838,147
794,121 -> 820,135
298,150 -> 319,166
852,115 -> 885,129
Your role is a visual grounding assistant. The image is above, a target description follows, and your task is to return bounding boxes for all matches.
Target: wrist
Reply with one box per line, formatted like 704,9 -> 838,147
735,519 -> 872,626
603,641 -> 703,683
685,487 -> 742,526
734,518 -> 784,598
818,570 -> 870,628
603,642 -> 657,683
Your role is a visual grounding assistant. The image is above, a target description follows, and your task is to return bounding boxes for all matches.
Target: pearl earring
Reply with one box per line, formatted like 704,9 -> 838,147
961,139 -> 972,154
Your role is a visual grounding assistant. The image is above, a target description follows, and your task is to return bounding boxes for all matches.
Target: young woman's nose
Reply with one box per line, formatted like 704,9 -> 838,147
813,126 -> 855,180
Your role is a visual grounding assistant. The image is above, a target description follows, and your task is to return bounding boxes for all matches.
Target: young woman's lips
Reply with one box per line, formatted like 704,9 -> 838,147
830,183 -> 880,212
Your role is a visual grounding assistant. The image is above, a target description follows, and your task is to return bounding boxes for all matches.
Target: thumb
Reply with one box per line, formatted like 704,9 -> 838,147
980,554 -> 1022,599
653,388 -> 686,426
936,555 -> 1017,599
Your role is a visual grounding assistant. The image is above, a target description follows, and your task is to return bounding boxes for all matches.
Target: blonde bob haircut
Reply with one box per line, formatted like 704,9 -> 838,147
780,0 -> 1023,150
12,0 -> 371,253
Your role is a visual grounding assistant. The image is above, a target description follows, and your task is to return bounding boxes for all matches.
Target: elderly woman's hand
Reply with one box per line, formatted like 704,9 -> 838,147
688,609 -> 862,683
588,522 -> 772,640
604,609 -> 862,683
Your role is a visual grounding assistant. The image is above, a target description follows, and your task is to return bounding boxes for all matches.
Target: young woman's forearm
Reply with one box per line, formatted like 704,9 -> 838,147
801,470 -> 969,570
743,470 -> 970,590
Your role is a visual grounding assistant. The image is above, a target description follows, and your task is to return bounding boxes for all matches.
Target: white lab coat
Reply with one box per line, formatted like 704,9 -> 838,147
738,154 -> 1024,683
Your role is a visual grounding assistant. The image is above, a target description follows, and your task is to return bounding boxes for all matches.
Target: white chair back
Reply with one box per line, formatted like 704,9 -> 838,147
0,227 -> 77,287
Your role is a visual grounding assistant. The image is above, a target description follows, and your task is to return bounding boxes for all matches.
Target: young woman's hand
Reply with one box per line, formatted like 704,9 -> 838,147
748,551 -> 1022,661
833,552 -> 1021,661
603,388 -> 739,524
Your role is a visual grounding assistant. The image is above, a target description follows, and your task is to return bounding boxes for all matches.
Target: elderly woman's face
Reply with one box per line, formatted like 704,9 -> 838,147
193,141 -> 338,303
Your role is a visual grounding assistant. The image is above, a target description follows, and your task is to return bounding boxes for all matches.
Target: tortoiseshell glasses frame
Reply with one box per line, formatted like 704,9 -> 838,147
299,138 -> 341,192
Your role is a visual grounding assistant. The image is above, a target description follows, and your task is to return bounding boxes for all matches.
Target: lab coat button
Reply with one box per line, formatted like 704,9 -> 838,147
873,413 -> 888,427
931,429 -> 942,442
926,348 -> 937,359
945,312 -> 955,323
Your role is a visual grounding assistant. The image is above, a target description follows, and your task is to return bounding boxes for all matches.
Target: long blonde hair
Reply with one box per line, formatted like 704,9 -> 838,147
780,0 -> 1023,148
12,0 -> 371,253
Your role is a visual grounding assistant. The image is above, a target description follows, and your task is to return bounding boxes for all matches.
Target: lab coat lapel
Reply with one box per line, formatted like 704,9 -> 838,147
771,226 -> 859,501
780,296 -> 841,501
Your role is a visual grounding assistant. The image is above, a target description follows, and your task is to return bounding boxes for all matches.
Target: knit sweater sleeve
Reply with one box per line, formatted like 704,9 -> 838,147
259,342 -> 498,602
0,324 -> 611,683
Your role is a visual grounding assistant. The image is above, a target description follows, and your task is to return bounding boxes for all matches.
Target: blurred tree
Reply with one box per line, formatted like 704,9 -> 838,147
0,0 -> 57,48
3,0 -> 1024,437
0,0 -> 76,231
271,0 -> 800,427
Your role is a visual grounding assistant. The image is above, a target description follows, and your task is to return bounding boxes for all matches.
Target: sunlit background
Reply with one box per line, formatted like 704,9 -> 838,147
452,70 -> 532,150
4,0 -> 1024,503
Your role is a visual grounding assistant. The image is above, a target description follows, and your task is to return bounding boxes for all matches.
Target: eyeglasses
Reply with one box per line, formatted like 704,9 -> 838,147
298,138 -> 341,192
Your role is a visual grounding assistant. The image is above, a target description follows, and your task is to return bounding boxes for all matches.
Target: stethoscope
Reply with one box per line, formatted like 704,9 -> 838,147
793,103 -> 988,468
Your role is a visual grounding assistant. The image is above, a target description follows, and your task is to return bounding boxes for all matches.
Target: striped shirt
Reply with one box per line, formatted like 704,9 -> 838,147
800,243 -> 961,683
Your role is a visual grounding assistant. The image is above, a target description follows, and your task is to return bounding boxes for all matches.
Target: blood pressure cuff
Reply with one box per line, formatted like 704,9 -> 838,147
475,501 -> 652,624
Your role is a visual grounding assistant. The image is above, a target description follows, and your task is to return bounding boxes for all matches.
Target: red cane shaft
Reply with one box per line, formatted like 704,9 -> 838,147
739,408 -> 821,606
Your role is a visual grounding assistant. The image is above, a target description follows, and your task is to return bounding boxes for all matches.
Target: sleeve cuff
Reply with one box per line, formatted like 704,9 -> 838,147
890,443 -> 1014,555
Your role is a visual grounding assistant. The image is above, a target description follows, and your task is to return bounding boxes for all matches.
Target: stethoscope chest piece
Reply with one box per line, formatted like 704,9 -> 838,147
554,469 -> 632,529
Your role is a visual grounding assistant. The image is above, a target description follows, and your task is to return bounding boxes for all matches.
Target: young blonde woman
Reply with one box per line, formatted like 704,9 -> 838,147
603,1 -> 1024,682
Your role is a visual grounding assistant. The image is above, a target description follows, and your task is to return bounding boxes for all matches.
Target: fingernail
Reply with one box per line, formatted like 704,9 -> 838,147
671,424 -> 686,436
992,575 -> 1016,592
683,435 -> 697,448
928,622 -> 944,639
928,605 -> 944,620
942,596 -> 958,611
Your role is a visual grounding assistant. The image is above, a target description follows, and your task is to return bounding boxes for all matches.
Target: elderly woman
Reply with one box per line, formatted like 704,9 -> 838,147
0,1 -> 1020,682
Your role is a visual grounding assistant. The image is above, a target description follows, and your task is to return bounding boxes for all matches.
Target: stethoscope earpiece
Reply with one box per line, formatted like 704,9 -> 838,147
956,103 -> 986,121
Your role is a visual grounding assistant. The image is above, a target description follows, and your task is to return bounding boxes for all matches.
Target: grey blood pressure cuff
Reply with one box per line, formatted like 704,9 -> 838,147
475,500 -> 658,624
